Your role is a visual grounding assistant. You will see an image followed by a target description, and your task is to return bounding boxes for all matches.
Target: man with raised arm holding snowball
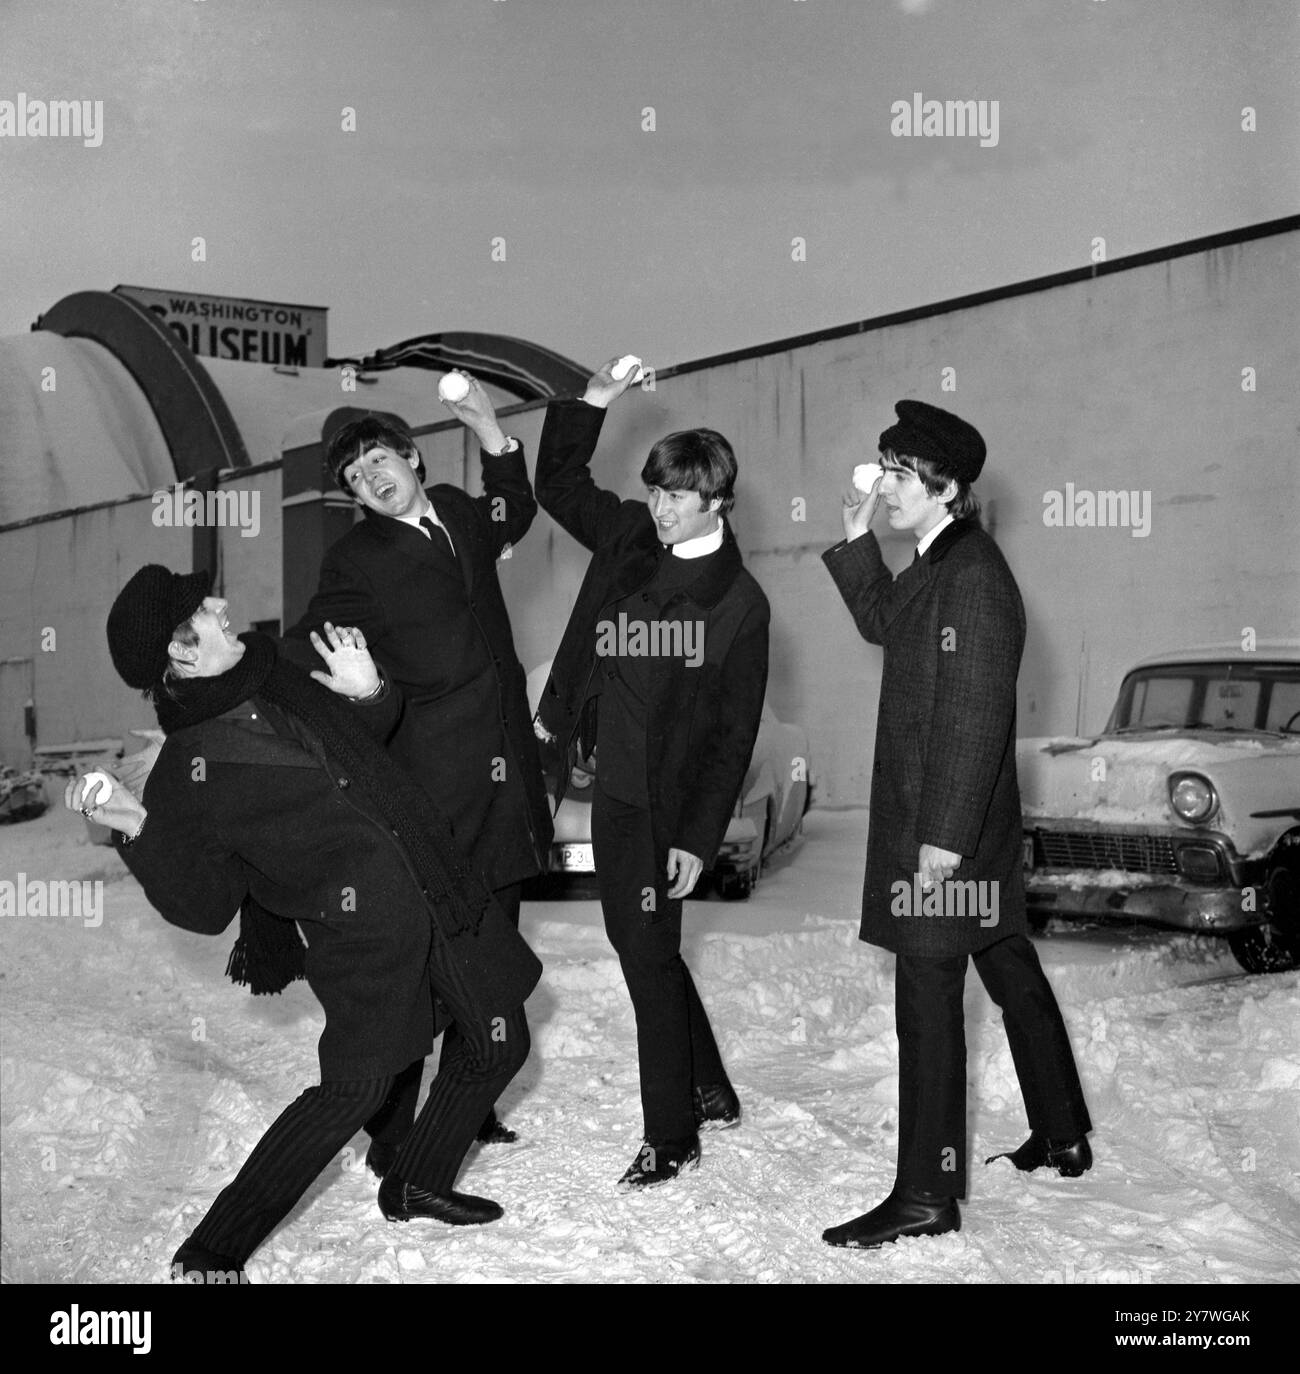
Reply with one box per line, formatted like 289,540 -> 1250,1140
533,356 -> 770,1189
284,374 -> 552,1168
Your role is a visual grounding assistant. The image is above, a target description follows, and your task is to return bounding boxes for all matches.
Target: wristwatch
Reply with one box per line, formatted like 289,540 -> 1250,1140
489,436 -> 520,456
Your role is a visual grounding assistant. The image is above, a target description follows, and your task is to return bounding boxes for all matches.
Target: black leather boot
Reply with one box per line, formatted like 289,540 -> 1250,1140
822,1184 -> 961,1249
617,1135 -> 701,1189
378,1175 -> 503,1225
693,1082 -> 741,1130
985,1131 -> 1092,1177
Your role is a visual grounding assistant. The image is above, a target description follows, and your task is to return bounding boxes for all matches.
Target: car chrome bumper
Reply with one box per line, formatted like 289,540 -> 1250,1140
713,817 -> 761,875
1025,878 -> 1261,933
549,841 -> 595,873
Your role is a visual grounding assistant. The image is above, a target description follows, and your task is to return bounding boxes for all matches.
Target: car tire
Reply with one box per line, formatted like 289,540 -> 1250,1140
717,871 -> 754,901
1227,847 -> 1299,974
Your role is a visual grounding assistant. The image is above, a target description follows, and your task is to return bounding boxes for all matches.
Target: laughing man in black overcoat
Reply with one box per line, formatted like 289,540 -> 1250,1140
285,378 -> 553,1166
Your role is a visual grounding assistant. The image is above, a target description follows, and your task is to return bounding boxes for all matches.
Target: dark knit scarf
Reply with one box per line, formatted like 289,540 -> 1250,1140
155,633 -> 494,994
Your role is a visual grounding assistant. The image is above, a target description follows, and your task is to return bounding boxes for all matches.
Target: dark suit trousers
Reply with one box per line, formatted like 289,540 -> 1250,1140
895,933 -> 1091,1197
188,961 -> 529,1265
592,784 -> 727,1142
366,883 -> 524,1144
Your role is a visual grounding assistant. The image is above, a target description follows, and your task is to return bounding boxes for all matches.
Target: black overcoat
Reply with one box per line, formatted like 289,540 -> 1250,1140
115,678 -> 542,1081
534,399 -> 770,881
285,445 -> 553,891
822,519 -> 1028,957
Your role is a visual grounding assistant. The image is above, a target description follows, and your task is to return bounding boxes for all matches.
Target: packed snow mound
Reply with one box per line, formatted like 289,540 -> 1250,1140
2,808 -> 1297,1285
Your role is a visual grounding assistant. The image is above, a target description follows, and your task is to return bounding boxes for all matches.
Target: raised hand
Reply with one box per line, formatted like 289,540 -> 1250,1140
841,471 -> 883,543
439,373 -> 510,453
582,355 -> 643,410
309,622 -> 381,699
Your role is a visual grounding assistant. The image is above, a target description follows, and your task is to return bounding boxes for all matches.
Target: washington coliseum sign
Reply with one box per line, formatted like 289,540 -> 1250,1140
114,285 -> 328,368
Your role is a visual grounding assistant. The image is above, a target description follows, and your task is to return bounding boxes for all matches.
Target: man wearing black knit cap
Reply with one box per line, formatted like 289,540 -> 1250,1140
820,400 -> 1091,1249
69,564 -> 541,1280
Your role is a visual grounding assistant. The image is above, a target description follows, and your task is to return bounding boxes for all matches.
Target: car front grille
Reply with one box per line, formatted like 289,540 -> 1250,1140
1034,830 -> 1180,876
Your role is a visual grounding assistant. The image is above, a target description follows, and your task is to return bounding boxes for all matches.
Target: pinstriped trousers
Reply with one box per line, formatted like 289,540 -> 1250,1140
366,884 -> 524,1146
186,970 -> 528,1265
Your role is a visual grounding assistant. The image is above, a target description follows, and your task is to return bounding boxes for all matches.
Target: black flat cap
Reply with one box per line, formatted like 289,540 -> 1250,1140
879,399 -> 986,483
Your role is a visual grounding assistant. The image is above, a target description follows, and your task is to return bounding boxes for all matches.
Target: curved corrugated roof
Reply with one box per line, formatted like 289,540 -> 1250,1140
0,332 -> 175,526
1,331 -> 483,528
197,357 -> 450,464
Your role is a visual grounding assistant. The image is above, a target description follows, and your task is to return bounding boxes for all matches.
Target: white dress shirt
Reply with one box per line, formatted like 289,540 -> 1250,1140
669,522 -> 725,559
398,499 -> 456,556
916,513 -> 954,559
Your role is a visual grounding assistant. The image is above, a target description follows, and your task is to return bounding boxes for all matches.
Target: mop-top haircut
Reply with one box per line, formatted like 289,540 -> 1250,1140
641,429 -> 738,514
326,415 -> 426,496
882,448 -> 981,522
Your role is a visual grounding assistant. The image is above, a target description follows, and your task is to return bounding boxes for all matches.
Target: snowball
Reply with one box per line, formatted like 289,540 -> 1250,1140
438,372 -> 470,403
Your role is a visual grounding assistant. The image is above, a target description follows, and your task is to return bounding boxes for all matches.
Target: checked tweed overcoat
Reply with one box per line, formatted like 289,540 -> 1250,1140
822,517 -> 1028,958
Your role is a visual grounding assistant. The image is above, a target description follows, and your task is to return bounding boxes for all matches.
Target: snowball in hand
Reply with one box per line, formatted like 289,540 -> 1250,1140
611,355 -> 642,382
853,462 -> 884,493
83,772 -> 113,806
438,372 -> 471,403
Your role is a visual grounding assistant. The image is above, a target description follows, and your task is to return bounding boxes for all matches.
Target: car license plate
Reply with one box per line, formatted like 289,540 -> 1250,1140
557,843 -> 595,873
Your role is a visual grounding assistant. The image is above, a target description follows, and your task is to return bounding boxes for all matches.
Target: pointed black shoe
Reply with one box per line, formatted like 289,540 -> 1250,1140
377,1175 -> 503,1225
693,1082 -> 741,1131
366,1140 -> 399,1179
170,1240 -> 249,1284
617,1135 -> 701,1189
475,1110 -> 518,1145
985,1132 -> 1092,1177
822,1184 -> 961,1249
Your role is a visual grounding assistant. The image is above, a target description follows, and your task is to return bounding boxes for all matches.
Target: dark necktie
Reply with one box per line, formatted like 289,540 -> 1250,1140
419,515 -> 455,561
912,546 -> 922,564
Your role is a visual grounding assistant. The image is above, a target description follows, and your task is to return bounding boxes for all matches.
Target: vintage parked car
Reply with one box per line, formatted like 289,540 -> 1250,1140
1018,642 -> 1300,974
0,765 -> 48,823
525,662 -> 812,899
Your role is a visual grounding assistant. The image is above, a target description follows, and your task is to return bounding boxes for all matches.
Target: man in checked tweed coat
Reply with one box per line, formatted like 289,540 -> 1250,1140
820,400 -> 1092,1250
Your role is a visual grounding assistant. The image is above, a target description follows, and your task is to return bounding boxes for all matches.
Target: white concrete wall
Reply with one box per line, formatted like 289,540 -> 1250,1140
425,230 -> 1300,805
2,499 -> 188,755
4,229 -> 1296,800
0,471 -> 284,761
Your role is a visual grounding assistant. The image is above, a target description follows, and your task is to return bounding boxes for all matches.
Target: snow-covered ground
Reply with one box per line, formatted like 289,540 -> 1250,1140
2,805 -> 1297,1285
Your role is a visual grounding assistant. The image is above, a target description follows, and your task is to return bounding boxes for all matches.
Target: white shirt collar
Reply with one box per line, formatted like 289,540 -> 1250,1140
670,522 -> 725,559
395,496 -> 437,533
916,513 -> 954,558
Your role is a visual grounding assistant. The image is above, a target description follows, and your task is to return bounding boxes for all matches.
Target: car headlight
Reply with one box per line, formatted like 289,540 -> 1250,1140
1168,771 -> 1218,824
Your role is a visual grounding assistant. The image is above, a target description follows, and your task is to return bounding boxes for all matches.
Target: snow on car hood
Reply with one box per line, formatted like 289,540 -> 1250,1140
1017,731 -> 1300,856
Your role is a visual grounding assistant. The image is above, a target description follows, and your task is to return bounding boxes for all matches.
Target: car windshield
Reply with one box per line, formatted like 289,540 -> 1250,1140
1107,661 -> 1300,734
